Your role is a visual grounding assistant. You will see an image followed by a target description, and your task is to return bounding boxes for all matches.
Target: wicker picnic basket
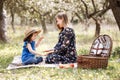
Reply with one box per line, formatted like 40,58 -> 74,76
77,35 -> 112,69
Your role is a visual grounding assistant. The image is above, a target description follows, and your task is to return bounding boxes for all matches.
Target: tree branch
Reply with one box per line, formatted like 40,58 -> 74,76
88,10 -> 101,18
74,12 -> 83,22
15,0 -> 41,16
81,0 -> 89,17
91,0 -> 97,12
96,6 -> 110,17
103,0 -> 109,9
87,6 -> 110,18
15,0 -> 51,17
80,0 -> 110,19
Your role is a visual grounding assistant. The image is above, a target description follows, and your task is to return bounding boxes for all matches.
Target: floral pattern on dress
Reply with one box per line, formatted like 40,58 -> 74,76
45,27 -> 77,64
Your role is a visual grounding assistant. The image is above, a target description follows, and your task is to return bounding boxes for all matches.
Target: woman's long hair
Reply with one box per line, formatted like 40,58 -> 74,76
55,12 -> 68,30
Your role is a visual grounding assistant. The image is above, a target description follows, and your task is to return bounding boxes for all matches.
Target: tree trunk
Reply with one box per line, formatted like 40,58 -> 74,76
0,0 -> 7,42
109,0 -> 120,30
84,18 -> 89,31
48,15 -> 53,24
95,22 -> 100,37
95,21 -> 101,37
93,18 -> 101,37
40,16 -> 47,33
10,8 -> 15,33
20,16 -> 26,26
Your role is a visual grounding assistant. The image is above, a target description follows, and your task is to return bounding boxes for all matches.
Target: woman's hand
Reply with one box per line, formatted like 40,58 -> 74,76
43,49 -> 54,55
43,49 -> 54,52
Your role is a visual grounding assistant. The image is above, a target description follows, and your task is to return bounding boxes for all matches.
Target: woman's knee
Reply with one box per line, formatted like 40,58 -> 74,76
45,54 -> 61,64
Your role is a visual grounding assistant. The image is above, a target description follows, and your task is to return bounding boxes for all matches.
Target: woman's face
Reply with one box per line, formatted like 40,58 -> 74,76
56,17 -> 64,29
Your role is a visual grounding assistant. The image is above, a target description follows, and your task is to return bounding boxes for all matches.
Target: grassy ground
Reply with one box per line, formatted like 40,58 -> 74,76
0,23 -> 120,80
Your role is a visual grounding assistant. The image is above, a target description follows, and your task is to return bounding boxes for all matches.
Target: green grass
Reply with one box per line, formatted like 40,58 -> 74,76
0,24 -> 120,80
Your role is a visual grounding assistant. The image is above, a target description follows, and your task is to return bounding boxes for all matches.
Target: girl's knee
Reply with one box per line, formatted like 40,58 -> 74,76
36,57 -> 43,63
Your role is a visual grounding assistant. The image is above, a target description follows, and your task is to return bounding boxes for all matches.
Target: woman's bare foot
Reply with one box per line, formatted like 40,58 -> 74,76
59,63 -> 74,68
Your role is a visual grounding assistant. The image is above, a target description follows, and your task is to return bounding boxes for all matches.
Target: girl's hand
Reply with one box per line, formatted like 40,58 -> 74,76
43,52 -> 53,56
36,36 -> 44,47
37,53 -> 43,56
39,36 -> 44,41
43,49 -> 54,56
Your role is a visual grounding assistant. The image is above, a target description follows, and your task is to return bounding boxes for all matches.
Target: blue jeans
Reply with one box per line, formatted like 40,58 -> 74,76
22,57 -> 43,65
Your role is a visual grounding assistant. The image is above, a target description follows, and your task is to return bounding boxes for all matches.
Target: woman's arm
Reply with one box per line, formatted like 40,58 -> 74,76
27,43 -> 42,56
43,49 -> 54,52
43,49 -> 54,55
35,36 -> 44,48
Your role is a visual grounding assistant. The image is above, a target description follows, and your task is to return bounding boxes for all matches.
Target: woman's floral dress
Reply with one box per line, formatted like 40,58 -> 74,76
45,27 -> 77,64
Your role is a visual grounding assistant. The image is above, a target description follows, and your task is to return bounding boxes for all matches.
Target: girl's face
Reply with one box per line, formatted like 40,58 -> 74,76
31,33 -> 38,41
56,17 -> 64,29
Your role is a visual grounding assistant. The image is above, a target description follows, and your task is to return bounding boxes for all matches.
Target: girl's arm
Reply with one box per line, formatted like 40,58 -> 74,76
27,43 -> 42,56
35,36 -> 44,48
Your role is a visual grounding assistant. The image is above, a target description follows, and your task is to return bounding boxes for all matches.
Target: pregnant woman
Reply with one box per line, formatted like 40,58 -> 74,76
44,12 -> 77,64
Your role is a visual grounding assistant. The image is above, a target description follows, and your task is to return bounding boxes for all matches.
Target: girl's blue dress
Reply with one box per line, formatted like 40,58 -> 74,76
21,41 -> 43,65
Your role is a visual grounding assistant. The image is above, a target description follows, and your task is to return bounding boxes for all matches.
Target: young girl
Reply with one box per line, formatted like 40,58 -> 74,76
44,12 -> 77,64
21,28 -> 43,65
